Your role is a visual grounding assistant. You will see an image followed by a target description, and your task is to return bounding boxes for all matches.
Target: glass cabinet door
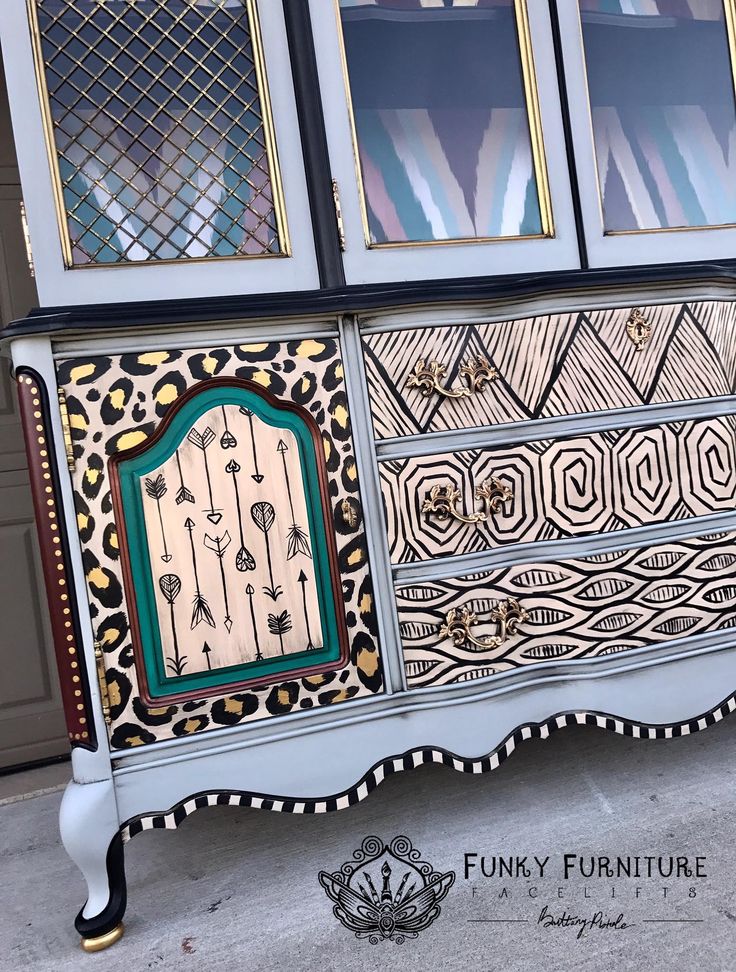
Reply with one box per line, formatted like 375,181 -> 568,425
1,0 -> 318,305
309,0 -> 580,284
557,0 -> 736,266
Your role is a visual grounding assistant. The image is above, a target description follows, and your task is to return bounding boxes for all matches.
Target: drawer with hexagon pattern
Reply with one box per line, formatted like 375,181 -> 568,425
380,414 -> 736,565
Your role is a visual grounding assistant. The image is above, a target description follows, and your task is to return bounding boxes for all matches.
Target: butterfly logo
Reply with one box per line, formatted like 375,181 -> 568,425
318,836 -> 455,944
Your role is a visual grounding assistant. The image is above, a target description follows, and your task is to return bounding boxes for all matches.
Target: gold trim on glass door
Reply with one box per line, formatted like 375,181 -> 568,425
575,0 -> 736,238
26,0 -> 72,268
248,0 -> 291,258
25,0 -> 291,269
332,0 -> 554,250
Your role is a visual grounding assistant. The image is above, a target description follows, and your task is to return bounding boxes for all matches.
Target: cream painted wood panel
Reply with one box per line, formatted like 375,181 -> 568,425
140,406 -> 324,675
0,56 -> 66,767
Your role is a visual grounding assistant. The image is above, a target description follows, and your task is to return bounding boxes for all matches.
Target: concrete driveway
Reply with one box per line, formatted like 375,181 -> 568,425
1,718 -> 734,971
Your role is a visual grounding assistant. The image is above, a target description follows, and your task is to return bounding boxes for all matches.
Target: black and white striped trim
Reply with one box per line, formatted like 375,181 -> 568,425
121,694 -> 736,842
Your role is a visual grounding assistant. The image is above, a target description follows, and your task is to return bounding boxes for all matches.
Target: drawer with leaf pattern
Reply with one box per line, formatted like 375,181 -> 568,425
396,530 -> 736,690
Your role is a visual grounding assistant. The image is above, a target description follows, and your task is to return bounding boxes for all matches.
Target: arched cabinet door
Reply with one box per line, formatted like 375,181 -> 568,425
57,340 -> 383,749
111,381 -> 348,701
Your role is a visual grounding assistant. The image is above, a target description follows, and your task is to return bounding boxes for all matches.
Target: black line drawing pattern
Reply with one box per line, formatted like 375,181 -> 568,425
268,610 -> 293,655
175,450 -> 195,506
202,641 -> 213,671
187,426 -> 222,524
362,304 -> 736,439
245,583 -> 263,661
251,501 -> 282,601
204,531 -> 233,633
159,574 -> 186,675
120,690 -> 736,837
142,409 -> 329,674
277,438 -> 312,560
240,407 -> 265,483
380,415 -> 736,564
145,474 -> 172,563
225,458 -> 256,572
396,531 -> 736,689
184,517 -> 215,630
220,405 -> 237,449
298,569 -> 315,650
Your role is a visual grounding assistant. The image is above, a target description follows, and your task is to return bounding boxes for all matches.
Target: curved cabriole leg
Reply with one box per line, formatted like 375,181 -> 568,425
59,780 -> 127,952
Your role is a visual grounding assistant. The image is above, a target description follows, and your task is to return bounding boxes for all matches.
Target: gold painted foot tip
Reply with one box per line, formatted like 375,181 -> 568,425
80,923 -> 124,953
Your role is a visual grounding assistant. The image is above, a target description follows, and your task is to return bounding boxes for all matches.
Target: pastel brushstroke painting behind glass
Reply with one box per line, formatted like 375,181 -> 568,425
339,0 -> 543,244
579,0 -> 736,231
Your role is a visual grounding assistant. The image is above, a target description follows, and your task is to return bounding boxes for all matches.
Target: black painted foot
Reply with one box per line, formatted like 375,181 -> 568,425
74,832 -> 127,943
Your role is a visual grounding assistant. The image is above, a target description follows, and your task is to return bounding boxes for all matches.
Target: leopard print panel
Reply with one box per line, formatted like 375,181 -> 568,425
57,338 -> 384,749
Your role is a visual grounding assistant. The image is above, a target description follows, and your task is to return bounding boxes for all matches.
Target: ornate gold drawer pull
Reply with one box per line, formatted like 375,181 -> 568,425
422,477 -> 513,525
406,355 -> 498,399
626,308 -> 651,352
439,599 -> 529,653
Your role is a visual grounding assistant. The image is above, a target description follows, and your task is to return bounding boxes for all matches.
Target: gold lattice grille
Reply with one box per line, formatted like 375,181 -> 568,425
29,0 -> 287,266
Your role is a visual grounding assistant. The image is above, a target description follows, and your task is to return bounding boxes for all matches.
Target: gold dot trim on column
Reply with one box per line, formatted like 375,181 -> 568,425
17,370 -> 93,749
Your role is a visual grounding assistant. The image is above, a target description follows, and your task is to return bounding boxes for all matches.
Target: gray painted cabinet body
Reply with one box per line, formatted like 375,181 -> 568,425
1,0 -> 735,952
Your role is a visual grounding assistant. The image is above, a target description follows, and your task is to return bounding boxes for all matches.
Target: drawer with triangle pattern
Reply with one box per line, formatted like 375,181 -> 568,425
380,414 -> 736,565
361,302 -> 736,441
396,530 -> 736,690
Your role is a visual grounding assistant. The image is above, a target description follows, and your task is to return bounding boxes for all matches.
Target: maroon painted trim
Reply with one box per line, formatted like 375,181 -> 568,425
16,368 -> 96,750
108,377 -> 352,708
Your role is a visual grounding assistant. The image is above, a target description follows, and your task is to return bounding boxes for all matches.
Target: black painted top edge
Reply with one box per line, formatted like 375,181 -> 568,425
5,260 -> 736,339
282,0 -> 345,290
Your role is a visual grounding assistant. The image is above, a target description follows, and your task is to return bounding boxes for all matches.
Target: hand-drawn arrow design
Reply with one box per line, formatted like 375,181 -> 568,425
277,439 -> 312,561
174,450 -> 195,506
245,583 -> 263,661
186,426 -> 222,524
220,405 -> 237,449
251,501 -> 282,601
267,609 -> 292,656
225,458 -> 256,572
184,517 -> 215,630
239,407 -> 264,483
204,531 -> 233,632
202,640 -> 213,671
159,574 -> 187,675
145,473 -> 172,563
297,569 -> 315,650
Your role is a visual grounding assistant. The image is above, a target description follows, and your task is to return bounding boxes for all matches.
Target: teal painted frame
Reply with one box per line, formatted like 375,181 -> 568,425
114,383 -> 345,700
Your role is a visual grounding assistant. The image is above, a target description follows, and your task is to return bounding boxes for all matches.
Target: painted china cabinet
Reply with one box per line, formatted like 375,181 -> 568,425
2,0 -> 736,952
